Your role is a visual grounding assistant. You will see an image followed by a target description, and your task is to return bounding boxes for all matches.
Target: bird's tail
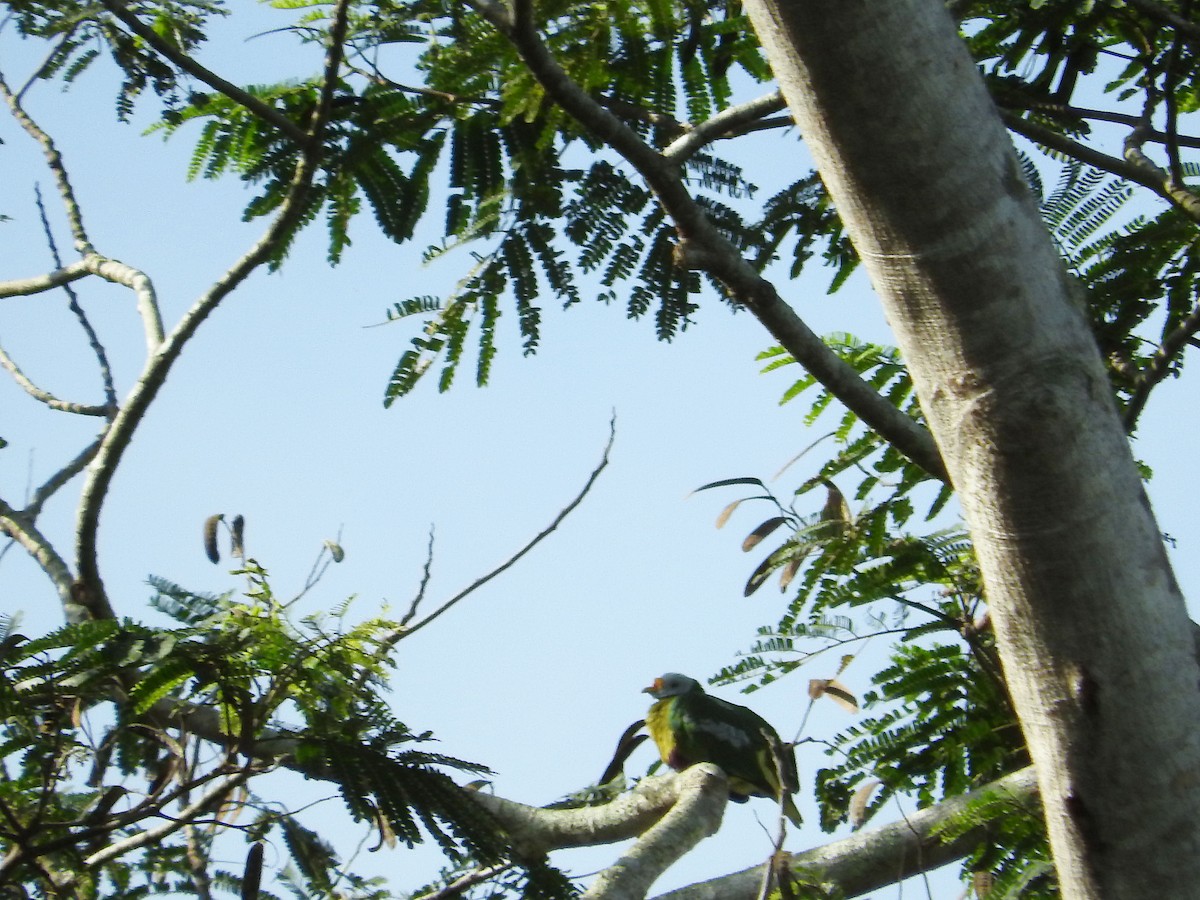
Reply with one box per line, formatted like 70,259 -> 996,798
781,793 -> 802,827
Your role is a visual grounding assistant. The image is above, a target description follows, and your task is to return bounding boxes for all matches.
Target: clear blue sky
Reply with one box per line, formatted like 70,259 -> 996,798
2,6 -> 1198,896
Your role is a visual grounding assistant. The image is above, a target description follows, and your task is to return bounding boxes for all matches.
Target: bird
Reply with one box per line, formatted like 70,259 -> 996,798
643,672 -> 802,826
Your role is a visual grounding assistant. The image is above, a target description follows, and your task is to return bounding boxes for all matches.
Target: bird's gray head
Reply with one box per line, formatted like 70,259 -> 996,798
643,672 -> 701,699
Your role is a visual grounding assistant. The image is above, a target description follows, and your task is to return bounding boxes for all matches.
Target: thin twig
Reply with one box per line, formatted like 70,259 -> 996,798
400,526 -> 437,627
35,185 -> 118,409
26,439 -> 104,521
1123,299 -> 1200,430
0,343 -> 111,415
662,90 -> 789,164
998,100 -> 1200,149
402,417 -> 615,638
411,863 -> 516,900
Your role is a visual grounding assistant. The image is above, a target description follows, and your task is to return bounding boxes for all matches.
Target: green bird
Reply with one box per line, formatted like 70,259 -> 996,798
643,673 -> 802,826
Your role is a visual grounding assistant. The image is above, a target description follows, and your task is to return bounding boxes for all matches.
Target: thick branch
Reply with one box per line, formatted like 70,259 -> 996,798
465,0 -> 947,482
653,767 -> 1040,900
582,766 -> 727,900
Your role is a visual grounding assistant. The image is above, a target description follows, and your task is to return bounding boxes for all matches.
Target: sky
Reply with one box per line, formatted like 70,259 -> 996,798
2,5 -> 1199,898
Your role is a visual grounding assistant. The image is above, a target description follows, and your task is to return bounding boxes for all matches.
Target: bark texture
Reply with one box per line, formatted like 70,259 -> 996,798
741,1 -> 1200,896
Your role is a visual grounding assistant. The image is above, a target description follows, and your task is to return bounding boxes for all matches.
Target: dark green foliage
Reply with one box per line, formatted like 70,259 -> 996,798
0,567 -> 568,900
5,0 -> 224,118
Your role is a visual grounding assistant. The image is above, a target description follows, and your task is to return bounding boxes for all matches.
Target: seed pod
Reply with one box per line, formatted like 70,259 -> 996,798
241,841 -> 264,900
231,514 -> 245,560
203,514 -> 223,564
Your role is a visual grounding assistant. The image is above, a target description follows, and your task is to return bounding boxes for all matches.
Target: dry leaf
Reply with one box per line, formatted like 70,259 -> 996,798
823,678 -> 860,713
779,555 -> 803,591
808,678 -> 859,712
715,499 -> 742,529
849,779 -> 881,828
820,480 -> 851,529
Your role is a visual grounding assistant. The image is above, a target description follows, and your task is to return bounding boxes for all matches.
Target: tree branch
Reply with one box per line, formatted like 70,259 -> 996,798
0,497 -> 75,605
1124,0 -> 1200,40
0,259 -> 91,299
652,767 -> 1040,900
0,341 -> 112,416
581,766 -> 727,900
464,0 -> 948,483
0,68 -> 92,253
1123,298 -> 1200,430
99,0 -> 308,145
662,91 -> 789,164
1001,111 -> 1200,225
35,185 -> 120,408
400,417 -> 615,638
70,0 -> 355,622
25,438 -> 104,521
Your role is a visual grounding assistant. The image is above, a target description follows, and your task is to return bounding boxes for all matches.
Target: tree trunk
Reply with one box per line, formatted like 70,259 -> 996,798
740,1 -> 1200,896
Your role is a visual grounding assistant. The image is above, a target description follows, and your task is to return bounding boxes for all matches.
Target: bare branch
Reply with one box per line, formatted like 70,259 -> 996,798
71,0 -> 356,621
399,526 -> 436,627
99,0 -> 308,145
0,68 -> 92,253
581,766 -> 727,900
25,438 -> 103,520
0,342 -> 112,416
82,255 -> 164,351
80,767 -> 257,871
411,863 -> 516,900
662,91 -> 789,164
0,259 -> 91,298
652,767 -> 1040,900
463,0 -> 948,482
401,418 -> 615,638
997,100 -> 1200,149
35,185 -> 119,408
0,497 -> 75,603
0,252 -> 163,351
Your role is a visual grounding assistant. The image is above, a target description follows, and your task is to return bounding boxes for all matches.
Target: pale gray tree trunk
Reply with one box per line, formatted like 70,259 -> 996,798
740,1 -> 1200,896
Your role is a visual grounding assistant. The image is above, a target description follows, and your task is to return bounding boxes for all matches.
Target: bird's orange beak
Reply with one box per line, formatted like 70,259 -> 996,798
642,678 -> 664,694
